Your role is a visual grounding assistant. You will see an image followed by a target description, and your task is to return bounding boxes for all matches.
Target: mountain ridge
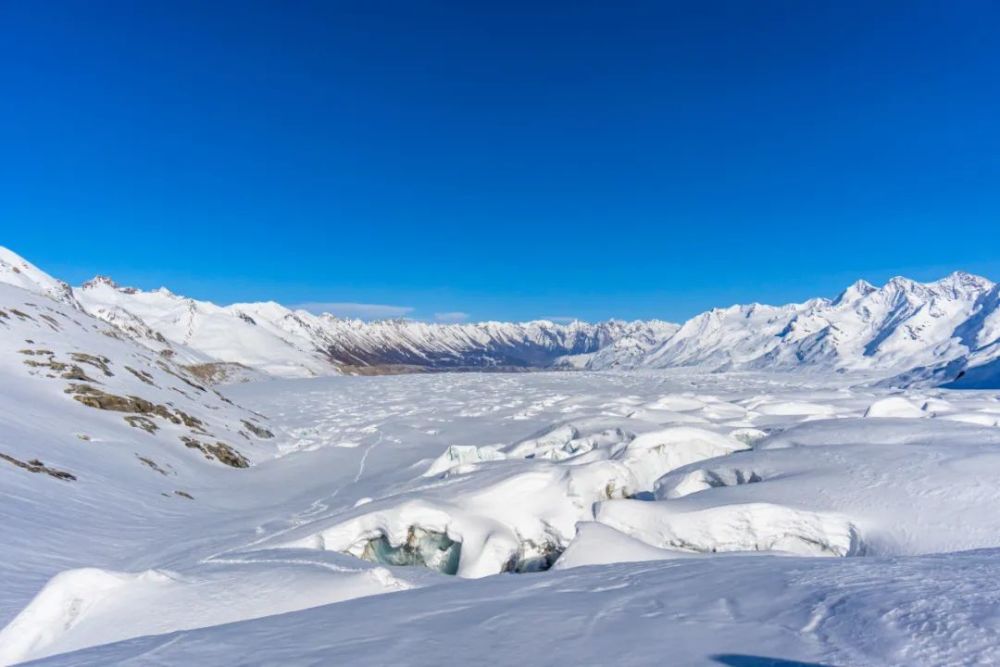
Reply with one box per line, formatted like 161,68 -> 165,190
2,246 -> 998,386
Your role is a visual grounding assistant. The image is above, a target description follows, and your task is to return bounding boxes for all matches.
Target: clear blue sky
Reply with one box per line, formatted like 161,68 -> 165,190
2,1 -> 999,322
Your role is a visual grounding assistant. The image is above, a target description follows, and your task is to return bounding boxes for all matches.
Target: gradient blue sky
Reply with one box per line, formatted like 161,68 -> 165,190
2,1 -> 999,322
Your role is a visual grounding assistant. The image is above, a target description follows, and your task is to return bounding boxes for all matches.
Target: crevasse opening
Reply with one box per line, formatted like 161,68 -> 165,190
360,528 -> 463,575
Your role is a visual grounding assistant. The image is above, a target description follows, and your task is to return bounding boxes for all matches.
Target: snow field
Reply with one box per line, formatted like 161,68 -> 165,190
4,368 -> 1000,664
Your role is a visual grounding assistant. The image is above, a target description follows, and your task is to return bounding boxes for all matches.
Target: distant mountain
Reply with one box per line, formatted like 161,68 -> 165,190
70,264 -> 672,376
589,272 -> 999,383
3,246 -> 999,387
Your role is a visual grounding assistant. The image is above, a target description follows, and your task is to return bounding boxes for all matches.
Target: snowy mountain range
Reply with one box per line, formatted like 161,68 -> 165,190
2,246 -> 999,387
7,243 -> 1000,665
596,271 -> 1000,388
73,273 -> 676,377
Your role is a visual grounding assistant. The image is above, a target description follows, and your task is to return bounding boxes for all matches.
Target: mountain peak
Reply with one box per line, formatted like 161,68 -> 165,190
81,275 -> 119,289
931,271 -> 994,295
885,275 -> 919,289
81,275 -> 143,295
834,279 -> 878,305
0,246 -> 79,307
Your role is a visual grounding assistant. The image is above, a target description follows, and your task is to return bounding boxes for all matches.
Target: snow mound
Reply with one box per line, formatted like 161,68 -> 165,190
646,395 -> 708,412
503,422 -> 627,461
624,407 -> 709,424
754,401 -> 837,416
0,568 -> 170,665
654,465 -> 764,499
553,522 -> 687,570
597,500 -> 864,557
422,444 -> 507,477
934,412 -> 1000,427
617,426 -> 749,489
0,558 -> 414,664
864,396 -> 925,418
280,492 -> 572,578
273,423 -> 752,577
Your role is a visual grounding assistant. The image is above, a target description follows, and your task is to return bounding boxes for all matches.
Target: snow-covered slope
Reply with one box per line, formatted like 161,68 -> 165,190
0,248 -> 79,308
73,270 -> 672,376
589,272 -> 1000,385
6,370 -> 1000,665
7,247 -> 1000,386
70,251 -> 998,385
0,273 -> 289,655
75,278 -> 335,378
0,283 -> 277,472
314,316 -> 671,370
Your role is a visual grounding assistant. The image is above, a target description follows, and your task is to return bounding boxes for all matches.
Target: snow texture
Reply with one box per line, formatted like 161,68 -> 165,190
3,247 -> 1000,665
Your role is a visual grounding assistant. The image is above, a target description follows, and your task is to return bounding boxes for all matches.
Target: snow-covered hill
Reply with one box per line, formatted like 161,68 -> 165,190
5,247 -> 1000,387
6,370 -> 1000,665
315,316 -> 677,370
0,269 -> 278,475
0,247 -> 80,308
69,262 -> 676,376
8,247 -> 1000,664
587,271 -> 1000,386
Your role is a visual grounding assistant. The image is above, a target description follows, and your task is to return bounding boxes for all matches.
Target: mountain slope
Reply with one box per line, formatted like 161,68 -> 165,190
0,250 -> 280,476
76,278 -> 334,378
6,247 -> 1000,387
588,272 -> 998,383
0,247 -> 80,307
73,272 -> 672,375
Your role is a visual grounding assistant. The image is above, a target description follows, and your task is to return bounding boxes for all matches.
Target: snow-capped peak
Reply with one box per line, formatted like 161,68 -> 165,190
80,275 -> 120,289
833,279 -> 877,305
929,271 -> 994,298
6,247 -> 1000,386
0,246 -> 79,307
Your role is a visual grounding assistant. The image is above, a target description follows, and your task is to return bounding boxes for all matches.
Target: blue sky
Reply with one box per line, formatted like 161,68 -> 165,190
2,1 -> 999,322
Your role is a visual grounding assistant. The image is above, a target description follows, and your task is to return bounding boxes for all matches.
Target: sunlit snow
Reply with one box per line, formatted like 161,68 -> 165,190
3,248 -> 1000,665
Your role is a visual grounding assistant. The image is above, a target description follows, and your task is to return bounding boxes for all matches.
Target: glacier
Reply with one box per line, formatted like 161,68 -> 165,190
3,247 -> 1000,665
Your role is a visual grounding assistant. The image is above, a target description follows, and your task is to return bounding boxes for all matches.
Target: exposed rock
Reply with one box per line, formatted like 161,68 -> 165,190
18,348 -> 54,356
66,383 -> 182,424
184,362 -> 254,385
38,313 -> 61,330
69,352 -> 113,376
136,455 -> 168,475
124,415 -> 158,434
180,436 -> 249,468
241,419 -> 274,439
0,453 -> 76,481
124,366 -> 157,386
62,365 -> 95,381
174,409 -> 205,431
21,350 -> 100,382
156,361 -> 207,392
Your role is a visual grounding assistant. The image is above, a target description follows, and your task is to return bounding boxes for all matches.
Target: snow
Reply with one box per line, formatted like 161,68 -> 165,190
6,244 -> 999,387
864,396 -> 925,418
0,248 -> 79,307
5,361 -> 1000,664
22,551 -> 1000,667
590,270 -> 1000,383
5,247 -> 1000,665
74,273 -> 672,377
